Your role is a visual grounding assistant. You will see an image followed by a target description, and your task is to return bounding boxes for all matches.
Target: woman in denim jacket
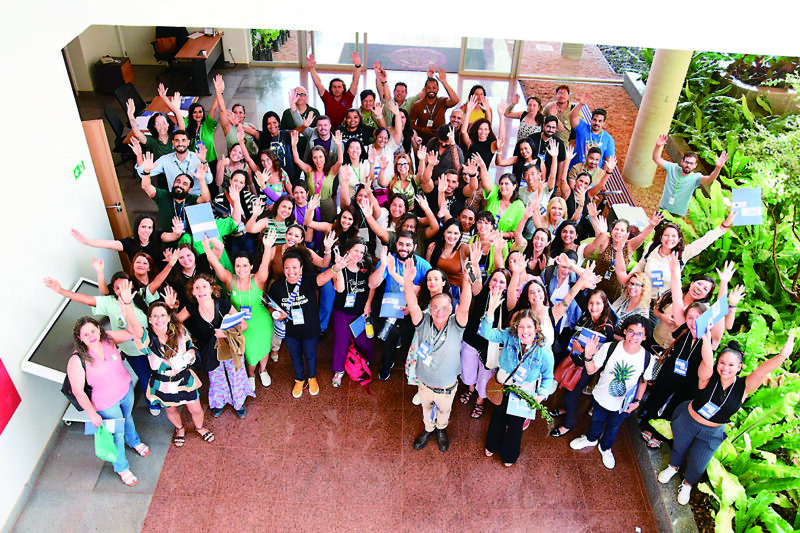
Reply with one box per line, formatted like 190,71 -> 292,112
479,286 -> 554,466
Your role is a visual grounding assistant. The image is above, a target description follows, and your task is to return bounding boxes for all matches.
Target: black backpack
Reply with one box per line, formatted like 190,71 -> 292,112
61,354 -> 92,411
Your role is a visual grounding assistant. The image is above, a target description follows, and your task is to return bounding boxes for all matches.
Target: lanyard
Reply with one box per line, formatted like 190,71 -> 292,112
236,275 -> 253,308
343,269 -> 360,294
704,376 -> 737,411
285,274 -> 303,308
351,164 -> 362,183
424,316 -> 450,353
425,99 -> 439,118
672,172 -> 687,196
173,200 -> 186,221
312,170 -> 324,194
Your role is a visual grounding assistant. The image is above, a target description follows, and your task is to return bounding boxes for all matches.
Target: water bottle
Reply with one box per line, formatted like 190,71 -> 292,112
377,317 -> 396,341
272,311 -> 286,339
364,316 -> 374,338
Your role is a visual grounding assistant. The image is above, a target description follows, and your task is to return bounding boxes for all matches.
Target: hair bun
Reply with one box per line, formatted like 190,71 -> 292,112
726,340 -> 743,351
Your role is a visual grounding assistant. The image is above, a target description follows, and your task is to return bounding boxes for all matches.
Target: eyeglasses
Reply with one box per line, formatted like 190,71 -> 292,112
625,330 -> 645,339
296,92 -> 308,97
628,282 -> 643,288
430,305 -> 451,312
397,161 -> 410,167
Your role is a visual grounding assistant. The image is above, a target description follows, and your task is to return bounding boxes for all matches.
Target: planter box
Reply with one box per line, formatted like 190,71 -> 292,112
720,72 -> 800,115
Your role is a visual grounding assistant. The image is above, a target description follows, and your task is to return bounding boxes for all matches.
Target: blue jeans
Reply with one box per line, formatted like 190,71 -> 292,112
586,398 -> 629,452
670,402 -> 727,484
126,354 -> 157,410
96,384 -> 140,473
284,336 -> 318,381
318,279 -> 335,332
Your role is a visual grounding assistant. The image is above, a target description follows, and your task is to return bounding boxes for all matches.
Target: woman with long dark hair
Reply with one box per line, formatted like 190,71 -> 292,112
246,194 -> 296,245
504,94 -> 543,140
258,110 -> 297,181
71,214 -> 177,269
425,218 -> 465,290
291,129 -> 344,222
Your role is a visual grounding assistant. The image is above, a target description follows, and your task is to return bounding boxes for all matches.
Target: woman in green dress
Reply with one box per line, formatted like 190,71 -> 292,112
201,230 -> 277,392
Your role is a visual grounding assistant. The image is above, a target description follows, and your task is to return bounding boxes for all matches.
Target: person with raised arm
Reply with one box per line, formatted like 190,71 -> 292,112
479,282 -> 554,466
658,331 -> 792,506
72,214 -> 174,269
66,303 -> 151,487
542,84 -> 575,144
653,133 -> 729,217
460,96 -> 498,168
125,84 -> 178,158
568,94 -> 616,169
375,61 -> 431,125
291,129 -> 343,222
409,69 -> 460,144
307,51 -> 362,130
280,86 -> 319,158
201,230 -> 277,393
504,93 -> 543,140
402,255 -> 472,452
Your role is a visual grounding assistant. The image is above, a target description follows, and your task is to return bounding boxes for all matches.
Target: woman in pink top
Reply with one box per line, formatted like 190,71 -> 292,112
66,283 -> 150,487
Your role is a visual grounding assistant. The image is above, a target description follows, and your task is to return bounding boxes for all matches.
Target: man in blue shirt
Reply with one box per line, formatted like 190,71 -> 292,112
132,130 -> 213,197
369,231 -> 432,381
569,97 -> 615,169
653,134 -> 728,216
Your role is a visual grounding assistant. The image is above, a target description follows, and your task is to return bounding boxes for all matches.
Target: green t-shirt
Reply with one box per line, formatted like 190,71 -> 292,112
144,133 -> 175,159
153,188 -> 199,233
185,116 -> 219,162
483,186 -> 527,234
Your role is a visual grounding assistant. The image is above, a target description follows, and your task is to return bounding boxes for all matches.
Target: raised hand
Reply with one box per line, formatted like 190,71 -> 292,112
71,228 -> 89,245
213,74 -> 225,94
367,146 -> 378,165
307,194 -> 320,213
162,285 -> 178,309
655,134 -> 668,147
351,51 -> 362,67
436,68 -> 447,83
648,209 -> 664,227
91,258 -> 104,273
587,201 -> 599,219
253,170 -> 266,191
251,198 -> 265,218
323,230 -> 338,250
487,285 -> 504,314
716,151 -> 729,168
728,284 -> 746,307
157,83 -> 168,99
426,63 -> 436,79
163,248 -> 177,266
466,94 -> 478,112
446,126 -> 456,146
126,98 -> 136,120
723,207 -> 738,229
171,91 -> 182,110
546,138 -> 558,158
117,279 -> 135,304
373,100 -> 384,117
194,161 -> 208,182
426,150 -> 440,167
564,143 -> 576,162
417,145 -> 427,162
415,193 -> 429,211
333,129 -> 343,146
288,88 -> 299,107
43,277 -> 62,293
511,94 -> 520,106
605,155 -> 617,173
263,228 -> 278,250
303,111 -> 316,129
668,251 -> 681,273
218,154 -> 230,169
716,261 -> 737,284
496,137 -> 505,153
497,99 -> 508,116
307,54 -> 317,69
171,217 -> 184,235
437,175 -> 447,193
290,129 -> 299,146
508,250 -> 525,274
141,151 -> 155,173
197,143 -> 208,162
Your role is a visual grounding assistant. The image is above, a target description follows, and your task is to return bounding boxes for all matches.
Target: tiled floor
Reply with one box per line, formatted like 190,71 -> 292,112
11,59 -> 658,532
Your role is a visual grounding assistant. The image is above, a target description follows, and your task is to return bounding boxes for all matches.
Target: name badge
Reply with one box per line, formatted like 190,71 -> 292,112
668,197 -> 676,206
651,270 -> 664,288
604,269 -> 613,280
674,358 -> 688,376
697,400 -> 721,420
515,365 -> 528,380
416,341 -> 432,366
426,119 -> 434,128
291,307 -> 305,325
240,306 -> 252,320
344,293 -> 356,308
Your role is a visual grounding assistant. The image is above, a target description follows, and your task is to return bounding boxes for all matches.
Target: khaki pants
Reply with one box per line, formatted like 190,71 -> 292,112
418,382 -> 457,432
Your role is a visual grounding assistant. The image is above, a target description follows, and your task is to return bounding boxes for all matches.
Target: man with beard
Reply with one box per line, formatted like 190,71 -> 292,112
307,51 -> 362,130
139,158 -> 211,233
300,114 -> 339,168
653,134 -> 728,216
543,84 -> 576,144
368,231 -> 432,381
519,115 -> 565,188
281,86 -> 319,159
569,97 -> 616,169
132,130 -> 213,197
409,70 -> 459,144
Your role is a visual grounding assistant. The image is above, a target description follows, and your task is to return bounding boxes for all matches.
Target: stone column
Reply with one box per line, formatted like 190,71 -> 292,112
623,49 -> 693,187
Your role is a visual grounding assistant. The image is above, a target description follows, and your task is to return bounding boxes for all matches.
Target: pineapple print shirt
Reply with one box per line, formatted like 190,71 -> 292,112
591,342 -> 656,412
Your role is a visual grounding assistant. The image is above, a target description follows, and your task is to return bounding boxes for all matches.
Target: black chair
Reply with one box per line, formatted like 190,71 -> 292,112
103,104 -> 135,167
114,83 -> 146,117
152,26 -> 190,85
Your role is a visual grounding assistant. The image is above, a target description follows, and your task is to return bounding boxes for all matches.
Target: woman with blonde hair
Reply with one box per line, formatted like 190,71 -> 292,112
611,272 -> 652,341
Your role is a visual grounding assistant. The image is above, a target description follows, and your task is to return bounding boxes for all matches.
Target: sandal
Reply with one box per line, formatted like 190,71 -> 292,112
133,443 -> 150,457
173,427 -> 185,448
119,470 -> 139,487
641,431 -> 662,449
197,427 -> 215,443
459,389 -> 475,405
470,403 -> 484,419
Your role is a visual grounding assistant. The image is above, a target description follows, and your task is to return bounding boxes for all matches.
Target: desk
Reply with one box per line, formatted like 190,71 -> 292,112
175,33 -> 224,95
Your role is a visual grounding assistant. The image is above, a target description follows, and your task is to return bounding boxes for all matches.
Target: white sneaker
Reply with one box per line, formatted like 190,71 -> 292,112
599,446 -> 616,469
248,376 -> 256,392
260,370 -> 272,388
332,371 -> 344,387
658,466 -> 678,484
411,392 -> 421,406
149,407 -> 160,417
677,482 -> 692,505
570,435 -> 598,450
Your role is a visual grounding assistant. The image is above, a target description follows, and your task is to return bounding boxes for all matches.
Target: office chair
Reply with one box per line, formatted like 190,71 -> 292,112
152,26 -> 190,85
114,83 -> 146,117
103,104 -> 135,167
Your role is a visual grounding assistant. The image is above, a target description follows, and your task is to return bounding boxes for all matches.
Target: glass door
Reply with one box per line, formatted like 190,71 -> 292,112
459,37 -> 518,77
309,31 -> 364,68
250,29 -> 306,66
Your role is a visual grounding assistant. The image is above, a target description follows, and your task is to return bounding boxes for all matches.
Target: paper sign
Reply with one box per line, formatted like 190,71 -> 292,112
507,393 -> 537,419
694,295 -> 729,339
349,315 -> 366,338
732,188 -> 763,226
84,418 -> 125,435
380,292 -> 406,319
0,358 -> 21,436
220,310 -> 248,330
185,204 -> 219,241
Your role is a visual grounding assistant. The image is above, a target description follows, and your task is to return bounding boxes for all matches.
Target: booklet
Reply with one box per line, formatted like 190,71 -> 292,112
732,187 -> 763,226
349,315 -> 366,338
694,295 -> 729,339
380,292 -> 406,319
220,310 -> 248,330
185,203 -> 219,241
84,418 -> 125,435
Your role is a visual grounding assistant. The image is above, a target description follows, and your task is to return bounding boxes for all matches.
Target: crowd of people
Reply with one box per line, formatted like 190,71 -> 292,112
49,55 -> 793,507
